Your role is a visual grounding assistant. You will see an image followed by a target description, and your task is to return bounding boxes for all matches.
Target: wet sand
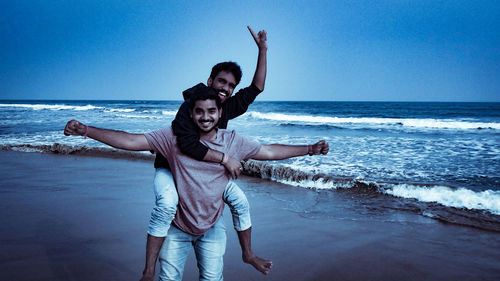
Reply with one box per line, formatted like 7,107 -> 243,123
1,150 -> 499,281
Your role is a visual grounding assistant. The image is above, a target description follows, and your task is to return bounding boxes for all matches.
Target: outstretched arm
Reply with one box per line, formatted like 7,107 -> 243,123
247,26 -> 267,91
64,120 -> 150,151
252,140 -> 329,161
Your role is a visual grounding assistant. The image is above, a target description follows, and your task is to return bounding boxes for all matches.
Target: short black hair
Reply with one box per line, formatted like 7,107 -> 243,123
189,84 -> 222,110
210,62 -> 242,85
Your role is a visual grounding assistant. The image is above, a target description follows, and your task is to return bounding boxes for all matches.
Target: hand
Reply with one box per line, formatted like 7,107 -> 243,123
222,155 -> 243,179
248,26 -> 267,51
64,120 -> 86,136
311,140 -> 329,155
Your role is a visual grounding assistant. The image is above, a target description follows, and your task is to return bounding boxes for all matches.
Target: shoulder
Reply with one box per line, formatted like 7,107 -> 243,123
218,129 -> 237,139
226,84 -> 261,102
222,129 -> 256,147
146,127 -> 174,140
236,84 -> 262,95
182,83 -> 206,101
222,130 -> 261,160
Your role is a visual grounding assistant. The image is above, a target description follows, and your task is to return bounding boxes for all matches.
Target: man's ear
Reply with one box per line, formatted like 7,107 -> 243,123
218,108 -> 222,118
207,77 -> 213,87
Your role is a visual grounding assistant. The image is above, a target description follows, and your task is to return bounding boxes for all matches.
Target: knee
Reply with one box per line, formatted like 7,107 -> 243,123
154,168 -> 176,199
224,184 -> 249,212
152,190 -> 178,219
226,193 -> 249,215
233,198 -> 250,216
156,191 -> 179,210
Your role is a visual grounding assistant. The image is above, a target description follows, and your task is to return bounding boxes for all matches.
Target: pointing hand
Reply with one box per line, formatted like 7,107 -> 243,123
247,26 -> 267,51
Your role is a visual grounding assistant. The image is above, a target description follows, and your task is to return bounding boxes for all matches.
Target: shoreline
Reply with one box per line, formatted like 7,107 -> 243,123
1,150 -> 499,281
3,143 -> 499,233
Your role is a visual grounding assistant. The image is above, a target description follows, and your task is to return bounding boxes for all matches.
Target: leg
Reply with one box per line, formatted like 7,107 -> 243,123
142,168 -> 179,280
223,181 -> 272,275
194,216 -> 226,281
148,168 -> 178,237
157,224 -> 193,281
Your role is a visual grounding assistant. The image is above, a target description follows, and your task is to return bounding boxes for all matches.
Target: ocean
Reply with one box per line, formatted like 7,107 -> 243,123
1,100 -> 499,231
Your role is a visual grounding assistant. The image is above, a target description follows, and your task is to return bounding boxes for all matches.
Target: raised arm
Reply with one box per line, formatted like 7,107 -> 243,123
247,26 -> 267,91
223,26 -> 267,120
64,120 -> 150,151
252,140 -> 329,161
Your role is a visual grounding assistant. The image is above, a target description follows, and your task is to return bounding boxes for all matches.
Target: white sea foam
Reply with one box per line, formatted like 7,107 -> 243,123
106,108 -> 136,112
383,184 -> 500,215
274,178 -> 342,189
114,114 -> 163,119
246,111 -> 500,130
0,103 -> 104,111
161,110 -> 178,116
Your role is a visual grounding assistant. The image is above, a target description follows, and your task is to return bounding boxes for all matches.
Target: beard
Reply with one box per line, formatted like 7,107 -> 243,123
196,119 -> 218,133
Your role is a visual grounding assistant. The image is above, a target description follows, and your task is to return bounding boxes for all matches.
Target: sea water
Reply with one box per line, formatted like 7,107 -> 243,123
1,100 -> 499,231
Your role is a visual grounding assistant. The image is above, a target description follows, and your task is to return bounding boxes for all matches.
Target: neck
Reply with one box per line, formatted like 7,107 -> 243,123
199,128 -> 218,141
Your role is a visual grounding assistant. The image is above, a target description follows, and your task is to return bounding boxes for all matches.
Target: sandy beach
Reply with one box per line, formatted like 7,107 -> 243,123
1,150 -> 499,281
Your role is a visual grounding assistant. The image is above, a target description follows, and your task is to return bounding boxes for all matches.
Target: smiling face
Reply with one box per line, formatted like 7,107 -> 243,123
190,99 -> 222,135
207,70 -> 237,103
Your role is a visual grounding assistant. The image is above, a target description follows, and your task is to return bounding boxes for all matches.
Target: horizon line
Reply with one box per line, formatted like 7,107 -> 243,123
1,99 -> 499,103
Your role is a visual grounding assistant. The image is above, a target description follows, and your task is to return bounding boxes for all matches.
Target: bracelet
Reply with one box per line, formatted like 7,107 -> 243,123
219,152 -> 225,164
83,125 -> 89,139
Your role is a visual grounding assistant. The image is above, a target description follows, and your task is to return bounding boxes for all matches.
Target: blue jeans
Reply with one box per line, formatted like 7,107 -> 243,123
148,168 -> 251,237
158,215 -> 226,281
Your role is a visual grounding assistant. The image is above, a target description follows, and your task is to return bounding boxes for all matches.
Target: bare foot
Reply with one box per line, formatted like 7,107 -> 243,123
139,274 -> 154,281
243,252 -> 273,275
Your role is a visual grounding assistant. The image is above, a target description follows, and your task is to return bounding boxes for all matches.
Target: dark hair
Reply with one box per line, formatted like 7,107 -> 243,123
209,62 -> 242,85
189,84 -> 222,110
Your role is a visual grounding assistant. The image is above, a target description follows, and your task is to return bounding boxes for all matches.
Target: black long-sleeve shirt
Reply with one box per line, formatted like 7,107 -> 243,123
154,83 -> 262,169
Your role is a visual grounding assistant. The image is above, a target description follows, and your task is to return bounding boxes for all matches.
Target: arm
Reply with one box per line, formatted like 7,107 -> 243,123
248,26 -> 267,91
252,140 -> 329,161
223,26 -> 268,120
172,101 -> 208,160
64,120 -> 150,151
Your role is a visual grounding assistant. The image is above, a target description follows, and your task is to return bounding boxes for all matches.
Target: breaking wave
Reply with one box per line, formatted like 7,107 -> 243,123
246,111 -> 500,130
383,185 -> 500,215
0,143 -> 155,161
105,108 -> 136,113
241,160 -> 500,232
0,103 -> 104,111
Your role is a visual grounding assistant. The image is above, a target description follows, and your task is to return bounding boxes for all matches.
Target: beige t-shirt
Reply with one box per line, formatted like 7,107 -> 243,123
145,127 -> 261,235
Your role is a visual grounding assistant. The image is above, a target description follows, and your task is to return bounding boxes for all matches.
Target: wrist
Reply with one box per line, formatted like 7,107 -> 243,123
307,144 -> 313,156
83,125 -> 89,139
220,153 -> 228,165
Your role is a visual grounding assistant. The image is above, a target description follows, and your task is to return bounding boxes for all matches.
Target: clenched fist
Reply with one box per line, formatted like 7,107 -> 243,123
311,140 -> 329,155
64,120 -> 87,136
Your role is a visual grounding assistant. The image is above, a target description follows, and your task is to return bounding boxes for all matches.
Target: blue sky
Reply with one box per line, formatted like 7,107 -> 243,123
1,0 -> 499,101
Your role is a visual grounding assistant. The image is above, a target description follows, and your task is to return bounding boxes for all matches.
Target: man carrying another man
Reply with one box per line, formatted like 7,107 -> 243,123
142,26 -> 270,279
64,87 -> 329,280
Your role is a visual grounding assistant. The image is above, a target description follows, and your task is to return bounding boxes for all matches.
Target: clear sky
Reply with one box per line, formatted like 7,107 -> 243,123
1,0 -> 499,101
